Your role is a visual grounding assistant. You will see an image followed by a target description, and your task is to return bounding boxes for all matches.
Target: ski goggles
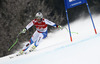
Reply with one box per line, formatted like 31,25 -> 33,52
35,16 -> 41,19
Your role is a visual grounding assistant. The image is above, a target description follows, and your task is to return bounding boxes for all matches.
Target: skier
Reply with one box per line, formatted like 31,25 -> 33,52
19,12 -> 62,54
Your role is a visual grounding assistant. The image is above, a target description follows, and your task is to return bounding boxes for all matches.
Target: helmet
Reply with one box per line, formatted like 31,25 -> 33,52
35,12 -> 43,19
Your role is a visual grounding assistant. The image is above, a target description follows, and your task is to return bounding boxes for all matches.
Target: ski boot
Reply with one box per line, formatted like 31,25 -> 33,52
32,45 -> 36,49
16,50 -> 24,56
19,50 -> 24,54
29,45 -> 36,52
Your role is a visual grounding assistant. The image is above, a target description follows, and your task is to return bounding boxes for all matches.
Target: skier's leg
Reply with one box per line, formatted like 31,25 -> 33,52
31,33 -> 43,50
21,37 -> 34,51
32,31 -> 48,49
22,43 -> 30,51
34,33 -> 44,47
20,31 -> 39,54
42,31 -> 48,39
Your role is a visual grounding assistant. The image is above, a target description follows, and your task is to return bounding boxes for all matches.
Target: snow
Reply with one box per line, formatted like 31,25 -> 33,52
0,15 -> 100,64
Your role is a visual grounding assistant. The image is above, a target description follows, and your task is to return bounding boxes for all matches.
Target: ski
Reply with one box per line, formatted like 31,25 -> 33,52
9,49 -> 35,59
9,53 -> 26,59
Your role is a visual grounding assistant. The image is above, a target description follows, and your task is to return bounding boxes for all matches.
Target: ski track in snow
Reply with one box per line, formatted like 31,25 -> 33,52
0,15 -> 100,64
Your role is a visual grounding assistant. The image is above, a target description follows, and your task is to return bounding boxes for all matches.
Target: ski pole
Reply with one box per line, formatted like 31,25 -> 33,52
64,27 -> 78,34
8,32 -> 22,51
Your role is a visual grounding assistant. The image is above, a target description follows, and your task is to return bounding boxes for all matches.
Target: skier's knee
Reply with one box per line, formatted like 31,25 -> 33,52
29,38 -> 34,44
42,31 -> 48,39
43,35 -> 47,39
34,41 -> 38,47
34,44 -> 38,47
26,43 -> 30,47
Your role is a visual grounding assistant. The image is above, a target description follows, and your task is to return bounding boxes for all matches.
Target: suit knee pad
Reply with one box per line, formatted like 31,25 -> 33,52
29,38 -> 34,44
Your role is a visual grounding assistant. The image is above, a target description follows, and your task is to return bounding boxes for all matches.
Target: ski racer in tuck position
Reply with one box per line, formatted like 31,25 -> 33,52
20,12 -> 62,54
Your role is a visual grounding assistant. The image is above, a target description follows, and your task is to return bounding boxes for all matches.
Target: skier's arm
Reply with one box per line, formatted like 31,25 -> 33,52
26,21 -> 34,30
21,21 -> 34,33
45,19 -> 62,29
45,19 -> 58,27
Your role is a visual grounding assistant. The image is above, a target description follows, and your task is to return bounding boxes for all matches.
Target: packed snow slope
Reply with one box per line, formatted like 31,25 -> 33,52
0,15 -> 100,64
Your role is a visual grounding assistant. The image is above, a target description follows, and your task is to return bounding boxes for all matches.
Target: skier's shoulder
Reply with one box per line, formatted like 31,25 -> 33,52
43,18 -> 50,22
32,19 -> 37,23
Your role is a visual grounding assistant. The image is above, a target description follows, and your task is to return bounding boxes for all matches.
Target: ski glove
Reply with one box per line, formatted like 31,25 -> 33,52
57,25 -> 63,30
21,28 -> 27,33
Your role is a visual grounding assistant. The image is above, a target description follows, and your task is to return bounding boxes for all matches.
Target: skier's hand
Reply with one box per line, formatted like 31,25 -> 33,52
21,28 -> 27,33
58,25 -> 63,30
